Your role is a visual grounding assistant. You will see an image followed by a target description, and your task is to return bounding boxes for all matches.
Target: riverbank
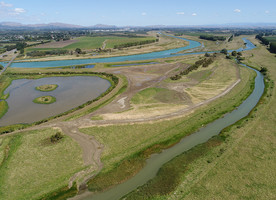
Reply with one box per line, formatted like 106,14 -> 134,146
78,63 -> 256,197
124,37 -> 275,200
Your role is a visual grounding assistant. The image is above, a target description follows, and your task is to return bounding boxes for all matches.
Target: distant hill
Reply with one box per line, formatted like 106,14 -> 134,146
0,21 -> 276,30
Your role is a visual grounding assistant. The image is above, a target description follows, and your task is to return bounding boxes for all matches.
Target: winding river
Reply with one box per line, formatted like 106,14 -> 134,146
77,38 -> 264,200
1,34 -> 264,200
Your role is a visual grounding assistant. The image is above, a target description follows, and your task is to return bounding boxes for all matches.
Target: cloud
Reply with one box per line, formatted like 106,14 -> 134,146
14,8 -> 26,14
192,13 -> 197,16
141,12 -> 147,16
0,1 -> 13,7
265,10 -> 270,14
176,12 -> 185,15
234,9 -> 241,13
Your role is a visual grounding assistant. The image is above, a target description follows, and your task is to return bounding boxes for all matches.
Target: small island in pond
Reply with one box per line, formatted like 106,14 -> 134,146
35,84 -> 58,92
33,96 -> 56,104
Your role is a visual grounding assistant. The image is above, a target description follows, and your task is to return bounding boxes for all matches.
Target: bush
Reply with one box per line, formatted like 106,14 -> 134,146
220,48 -> 228,54
50,132 -> 63,143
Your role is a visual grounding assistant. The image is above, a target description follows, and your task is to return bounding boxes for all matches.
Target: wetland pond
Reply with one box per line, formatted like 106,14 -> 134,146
0,76 -> 111,126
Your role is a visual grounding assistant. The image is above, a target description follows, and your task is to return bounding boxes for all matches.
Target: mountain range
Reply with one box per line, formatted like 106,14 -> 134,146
1,22 -> 276,30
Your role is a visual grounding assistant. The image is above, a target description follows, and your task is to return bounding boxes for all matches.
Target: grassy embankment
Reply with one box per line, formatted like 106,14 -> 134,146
0,128 -> 84,200
0,70 -> 121,134
35,84 -> 58,92
80,60 -> 256,193
124,37 -> 276,199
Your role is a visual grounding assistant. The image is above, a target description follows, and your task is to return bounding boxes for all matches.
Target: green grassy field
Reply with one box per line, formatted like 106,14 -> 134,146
265,36 -> 276,42
131,88 -> 184,105
0,128 -> 84,200
27,36 -> 155,52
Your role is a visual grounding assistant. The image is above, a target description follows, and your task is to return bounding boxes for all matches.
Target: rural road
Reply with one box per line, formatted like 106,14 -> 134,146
0,50 -> 18,75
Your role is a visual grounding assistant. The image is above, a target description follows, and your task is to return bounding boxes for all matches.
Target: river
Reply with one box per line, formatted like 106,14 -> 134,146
76,38 -> 264,200
1,34 -> 264,200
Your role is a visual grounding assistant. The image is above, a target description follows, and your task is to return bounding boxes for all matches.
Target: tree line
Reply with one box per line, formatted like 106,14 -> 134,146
199,35 -> 226,41
114,39 -> 158,49
26,49 -> 69,57
255,34 -> 270,45
255,34 -> 276,53
170,57 -> 214,80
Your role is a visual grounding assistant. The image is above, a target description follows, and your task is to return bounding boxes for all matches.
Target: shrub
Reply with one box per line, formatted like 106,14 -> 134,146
50,132 -> 63,143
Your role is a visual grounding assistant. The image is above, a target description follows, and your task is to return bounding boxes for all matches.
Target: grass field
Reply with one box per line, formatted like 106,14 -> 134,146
0,128 -> 84,200
131,88 -> 185,105
265,36 -> 276,42
27,36 -> 156,52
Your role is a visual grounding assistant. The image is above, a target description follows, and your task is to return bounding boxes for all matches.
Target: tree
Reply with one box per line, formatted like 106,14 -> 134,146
270,42 -> 276,53
0,64 -> 3,70
75,48 -> 82,54
220,48 -> 228,54
231,51 -> 237,56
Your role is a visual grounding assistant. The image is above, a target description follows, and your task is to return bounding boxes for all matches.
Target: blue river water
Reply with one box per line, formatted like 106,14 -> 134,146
0,34 -> 201,68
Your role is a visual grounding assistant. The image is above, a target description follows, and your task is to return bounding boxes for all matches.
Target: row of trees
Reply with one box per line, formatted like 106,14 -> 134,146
270,42 -> 276,53
170,57 -> 214,80
26,49 -> 69,57
114,39 -> 158,49
255,34 -> 270,45
199,35 -> 226,41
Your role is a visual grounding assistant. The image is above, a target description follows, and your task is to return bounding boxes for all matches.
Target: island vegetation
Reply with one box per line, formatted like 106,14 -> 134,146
33,95 -> 56,104
35,84 -> 58,92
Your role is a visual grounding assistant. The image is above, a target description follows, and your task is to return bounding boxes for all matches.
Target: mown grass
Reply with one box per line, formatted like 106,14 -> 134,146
81,65 -> 255,192
0,128 -> 84,200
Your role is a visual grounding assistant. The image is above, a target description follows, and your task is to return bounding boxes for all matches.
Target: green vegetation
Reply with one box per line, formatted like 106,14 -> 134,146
81,65 -> 256,192
27,36 -> 156,52
50,132 -> 64,143
265,36 -> 276,42
0,128 -> 84,200
0,65 -> 3,70
269,42 -> 276,53
200,35 -> 226,41
124,37 -> 276,200
131,88 -> 184,105
124,135 -> 224,199
33,95 -> 56,104
35,84 -> 58,92
26,49 -> 68,57
170,57 -> 214,80
0,101 -> 8,119
113,39 -> 157,49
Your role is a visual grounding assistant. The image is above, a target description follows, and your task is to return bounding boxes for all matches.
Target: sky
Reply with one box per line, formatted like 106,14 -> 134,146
0,0 -> 275,26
